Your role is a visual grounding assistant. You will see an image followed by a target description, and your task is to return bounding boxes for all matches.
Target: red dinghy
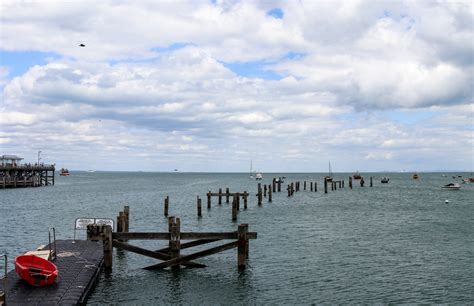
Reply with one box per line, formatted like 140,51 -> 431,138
15,255 -> 58,286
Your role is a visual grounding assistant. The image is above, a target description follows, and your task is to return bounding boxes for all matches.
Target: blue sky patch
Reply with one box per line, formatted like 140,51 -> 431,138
381,109 -> 438,125
223,60 -> 282,80
267,8 -> 283,19
0,50 -> 59,77
283,52 -> 306,60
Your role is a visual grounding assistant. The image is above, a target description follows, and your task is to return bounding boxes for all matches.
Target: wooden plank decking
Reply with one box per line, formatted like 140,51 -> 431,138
0,240 -> 103,305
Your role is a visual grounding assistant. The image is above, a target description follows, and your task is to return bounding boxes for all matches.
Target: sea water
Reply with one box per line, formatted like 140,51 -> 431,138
1,172 -> 473,303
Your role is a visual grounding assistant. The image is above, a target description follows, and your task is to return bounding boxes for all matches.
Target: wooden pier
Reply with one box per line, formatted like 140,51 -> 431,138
0,164 -> 55,189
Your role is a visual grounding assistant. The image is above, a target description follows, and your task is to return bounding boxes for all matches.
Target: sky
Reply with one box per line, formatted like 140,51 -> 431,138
0,0 -> 473,172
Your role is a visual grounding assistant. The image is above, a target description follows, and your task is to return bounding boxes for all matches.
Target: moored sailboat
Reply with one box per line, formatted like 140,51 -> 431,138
324,162 -> 333,182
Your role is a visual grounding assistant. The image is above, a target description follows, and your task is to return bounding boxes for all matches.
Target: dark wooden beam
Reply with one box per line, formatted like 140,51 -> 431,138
112,240 -> 206,268
144,241 -> 238,270
113,232 -> 256,241
155,239 -> 219,253
112,232 -> 170,240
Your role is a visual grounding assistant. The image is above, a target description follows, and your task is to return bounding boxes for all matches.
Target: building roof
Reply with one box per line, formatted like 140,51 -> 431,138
1,155 -> 24,161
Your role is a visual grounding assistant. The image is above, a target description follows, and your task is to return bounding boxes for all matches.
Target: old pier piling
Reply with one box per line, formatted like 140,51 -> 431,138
1,155 -> 55,189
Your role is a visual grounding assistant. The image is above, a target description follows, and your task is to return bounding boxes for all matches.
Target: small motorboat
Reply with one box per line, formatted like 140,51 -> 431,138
412,173 -> 419,180
15,255 -> 58,286
442,183 -> 461,190
255,172 -> 263,180
59,168 -> 70,176
353,171 -> 362,180
381,177 -> 390,183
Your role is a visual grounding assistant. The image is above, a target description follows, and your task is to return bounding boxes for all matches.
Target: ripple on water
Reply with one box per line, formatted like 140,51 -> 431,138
1,172 -> 473,303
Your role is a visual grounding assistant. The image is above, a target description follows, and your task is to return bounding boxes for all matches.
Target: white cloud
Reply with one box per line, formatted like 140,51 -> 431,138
0,0 -> 472,171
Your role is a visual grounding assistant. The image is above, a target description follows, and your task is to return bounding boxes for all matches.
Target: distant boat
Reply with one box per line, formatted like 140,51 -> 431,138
59,168 -> 70,176
353,171 -> 362,180
174,169 -> 178,172
255,172 -> 263,180
381,177 -> 390,183
249,160 -> 254,179
324,162 -> 333,182
412,173 -> 419,180
86,170 -> 95,173
442,183 -> 461,190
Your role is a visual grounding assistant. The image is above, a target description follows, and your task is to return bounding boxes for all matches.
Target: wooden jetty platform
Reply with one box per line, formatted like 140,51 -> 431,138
0,240 -> 103,305
0,164 -> 55,189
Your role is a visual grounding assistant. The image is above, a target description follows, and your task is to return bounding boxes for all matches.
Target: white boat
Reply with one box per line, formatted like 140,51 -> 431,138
442,183 -> 461,190
249,161 -> 254,179
324,161 -> 333,182
249,160 -> 263,180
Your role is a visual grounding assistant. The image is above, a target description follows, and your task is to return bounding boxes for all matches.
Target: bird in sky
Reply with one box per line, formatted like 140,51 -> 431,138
79,44 -> 85,47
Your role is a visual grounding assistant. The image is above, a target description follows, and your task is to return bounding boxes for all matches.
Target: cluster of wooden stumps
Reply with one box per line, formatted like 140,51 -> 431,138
159,176 -> 374,222
88,206 -> 257,271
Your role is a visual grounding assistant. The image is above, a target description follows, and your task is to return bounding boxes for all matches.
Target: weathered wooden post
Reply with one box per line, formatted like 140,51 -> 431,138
123,206 -> 130,234
339,180 -> 342,188
207,191 -> 211,209
226,187 -> 230,203
218,188 -> 222,204
268,185 -> 272,202
236,192 -> 240,210
310,181 -> 313,191
197,196 -> 202,217
315,182 -> 317,192
103,225 -> 113,270
361,177 -> 365,187
164,196 -> 169,217
349,177 -> 353,189
334,181 -> 337,190
169,217 -> 181,270
342,180 -> 344,188
117,211 -> 123,233
304,181 -> 306,190
243,191 -> 248,209
264,184 -> 267,197
232,196 -> 238,221
257,184 -> 263,206
237,224 -> 248,269
272,178 -> 276,192
370,176 -> 373,187
278,179 -> 281,192
287,184 -> 291,197
324,179 -> 328,194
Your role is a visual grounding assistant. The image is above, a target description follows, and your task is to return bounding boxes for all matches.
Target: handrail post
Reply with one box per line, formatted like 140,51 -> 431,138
1,254 -> 7,305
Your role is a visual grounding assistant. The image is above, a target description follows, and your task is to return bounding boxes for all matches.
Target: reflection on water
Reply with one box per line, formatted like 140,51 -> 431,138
1,172 -> 473,303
